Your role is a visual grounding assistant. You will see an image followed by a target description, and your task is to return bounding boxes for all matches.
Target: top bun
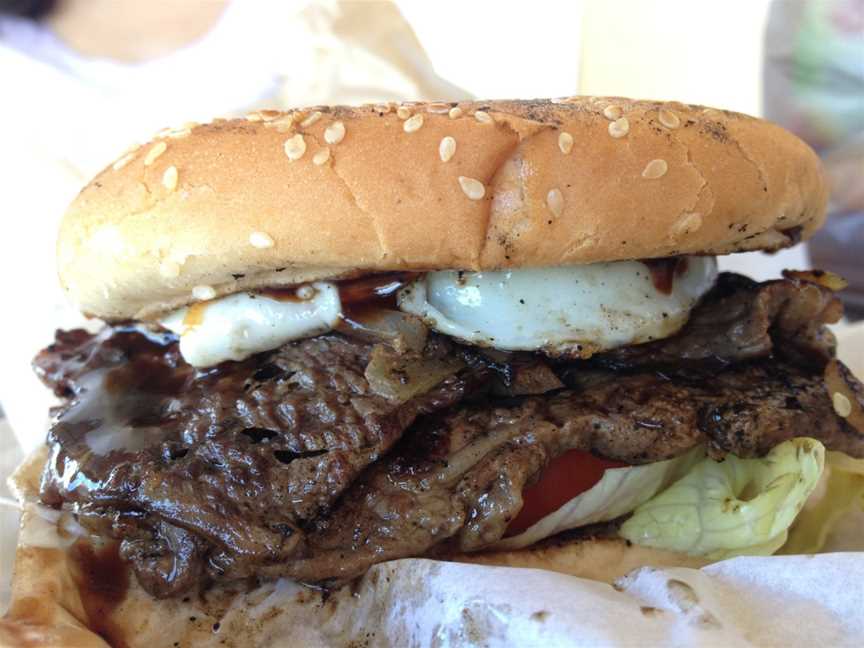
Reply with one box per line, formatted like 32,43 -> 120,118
58,97 -> 827,320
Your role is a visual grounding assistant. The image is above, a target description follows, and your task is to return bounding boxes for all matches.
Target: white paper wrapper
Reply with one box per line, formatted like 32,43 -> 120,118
3,499 -> 864,648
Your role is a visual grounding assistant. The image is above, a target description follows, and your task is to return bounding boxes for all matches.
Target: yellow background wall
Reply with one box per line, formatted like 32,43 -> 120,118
403,0 -> 772,117
578,0 -> 773,116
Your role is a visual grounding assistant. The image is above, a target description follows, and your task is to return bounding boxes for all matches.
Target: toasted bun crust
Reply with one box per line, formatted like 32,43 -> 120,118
58,97 -> 827,320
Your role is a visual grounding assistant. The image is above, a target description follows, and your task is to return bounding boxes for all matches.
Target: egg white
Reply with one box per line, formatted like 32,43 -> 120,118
396,258 -> 718,356
160,259 -> 717,367
160,282 -> 341,367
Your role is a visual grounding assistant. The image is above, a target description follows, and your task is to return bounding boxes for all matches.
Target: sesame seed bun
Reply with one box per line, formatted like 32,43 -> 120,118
58,97 -> 828,320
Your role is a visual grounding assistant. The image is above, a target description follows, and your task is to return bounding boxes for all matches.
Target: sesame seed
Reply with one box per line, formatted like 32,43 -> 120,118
245,111 -> 264,122
396,106 -> 412,120
265,115 -> 296,133
159,260 -> 181,278
324,121 -> 346,145
603,105 -> 622,121
608,117 -> 630,138
113,152 -> 136,171
300,111 -> 323,128
312,147 -> 331,165
833,392 -> 852,418
546,188 -> 564,217
658,109 -> 681,129
249,231 -> 275,249
672,212 -> 703,237
439,136 -> 456,162
162,165 -> 178,191
144,141 -> 168,166
427,102 -> 450,113
376,104 -> 392,114
448,106 -> 463,119
284,134 -> 307,161
474,110 -> 492,124
558,132 -> 574,154
192,285 -> 216,301
642,159 -> 668,179
296,285 -> 316,300
458,176 -> 485,200
167,128 -> 191,139
403,114 -> 424,133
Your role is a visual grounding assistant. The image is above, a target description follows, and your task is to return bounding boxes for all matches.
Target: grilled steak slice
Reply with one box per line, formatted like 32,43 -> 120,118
35,326 -> 486,596
257,360 -> 862,585
594,273 -> 843,372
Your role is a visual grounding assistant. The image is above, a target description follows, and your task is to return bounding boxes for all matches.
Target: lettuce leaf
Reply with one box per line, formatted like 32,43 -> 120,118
491,447 -> 704,551
619,438 -> 825,559
779,451 -> 864,554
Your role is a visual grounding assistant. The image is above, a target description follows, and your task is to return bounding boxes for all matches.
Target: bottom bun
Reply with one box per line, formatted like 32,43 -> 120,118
454,534 -> 709,583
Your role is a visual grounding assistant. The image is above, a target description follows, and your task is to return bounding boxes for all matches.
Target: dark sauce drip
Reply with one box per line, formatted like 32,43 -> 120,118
37,326 -> 194,506
641,257 -> 689,295
335,272 -> 419,327
71,540 -> 130,648
50,327 -> 191,460
258,272 -> 418,314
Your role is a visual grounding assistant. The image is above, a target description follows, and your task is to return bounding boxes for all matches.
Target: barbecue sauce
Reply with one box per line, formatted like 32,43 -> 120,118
71,540 -> 130,648
641,257 -> 689,295
336,272 -> 419,326
258,272 -> 417,318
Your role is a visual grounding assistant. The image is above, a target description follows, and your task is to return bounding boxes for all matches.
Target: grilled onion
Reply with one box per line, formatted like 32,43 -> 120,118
783,269 -> 849,292
365,344 -> 464,403
337,309 -> 428,354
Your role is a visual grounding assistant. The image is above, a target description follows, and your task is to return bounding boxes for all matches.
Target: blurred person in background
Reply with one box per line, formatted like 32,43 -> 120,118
764,0 -> 864,319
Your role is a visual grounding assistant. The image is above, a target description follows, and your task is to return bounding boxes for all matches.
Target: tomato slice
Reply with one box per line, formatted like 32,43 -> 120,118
506,450 -> 628,536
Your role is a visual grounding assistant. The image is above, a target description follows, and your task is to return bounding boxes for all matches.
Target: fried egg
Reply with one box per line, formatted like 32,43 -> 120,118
161,259 -> 717,367
160,282 -> 341,367
396,257 -> 718,356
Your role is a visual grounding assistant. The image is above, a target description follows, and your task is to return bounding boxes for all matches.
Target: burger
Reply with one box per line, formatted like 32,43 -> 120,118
3,98 -> 864,644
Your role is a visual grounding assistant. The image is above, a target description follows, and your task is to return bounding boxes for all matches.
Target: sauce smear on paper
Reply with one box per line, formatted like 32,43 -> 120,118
72,540 -> 130,648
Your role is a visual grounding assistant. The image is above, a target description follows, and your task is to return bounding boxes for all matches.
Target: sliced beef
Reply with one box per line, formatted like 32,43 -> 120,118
36,327 -> 486,597
33,272 -> 864,596
593,273 -> 843,372
248,360 -> 863,585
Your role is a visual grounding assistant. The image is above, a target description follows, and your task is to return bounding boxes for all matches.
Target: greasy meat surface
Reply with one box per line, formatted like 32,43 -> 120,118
594,273 -> 843,371
34,274 -> 863,596
252,361 -> 862,584
36,328 -> 484,596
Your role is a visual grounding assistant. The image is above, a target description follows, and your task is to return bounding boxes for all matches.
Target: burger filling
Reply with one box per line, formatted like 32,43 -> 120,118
34,261 -> 864,598
160,257 -> 718,367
